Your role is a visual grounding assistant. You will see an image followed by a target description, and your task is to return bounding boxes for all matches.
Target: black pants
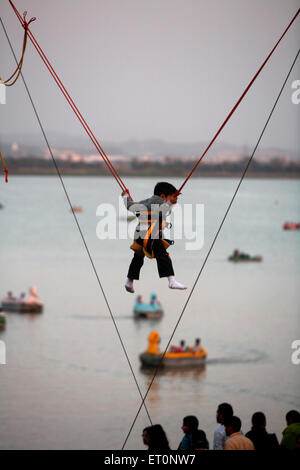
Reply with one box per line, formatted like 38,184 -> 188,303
127,239 -> 174,280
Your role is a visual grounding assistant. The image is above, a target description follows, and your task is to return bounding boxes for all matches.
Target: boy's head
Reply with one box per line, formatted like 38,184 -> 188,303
154,182 -> 178,204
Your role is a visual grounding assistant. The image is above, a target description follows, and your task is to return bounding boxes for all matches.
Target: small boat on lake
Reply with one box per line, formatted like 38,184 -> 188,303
139,331 -> 207,368
134,292 -> 163,319
1,286 -> 43,313
0,309 -> 6,330
71,206 -> 83,213
283,222 -> 300,230
228,249 -> 262,262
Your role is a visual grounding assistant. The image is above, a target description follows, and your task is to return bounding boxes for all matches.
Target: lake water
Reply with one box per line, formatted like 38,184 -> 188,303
0,176 -> 299,450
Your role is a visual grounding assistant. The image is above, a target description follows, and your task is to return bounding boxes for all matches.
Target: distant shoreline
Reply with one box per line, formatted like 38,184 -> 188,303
6,172 -> 300,179
4,156 -> 300,179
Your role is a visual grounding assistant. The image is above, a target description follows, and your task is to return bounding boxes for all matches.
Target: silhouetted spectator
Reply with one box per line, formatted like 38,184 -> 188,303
213,402 -> 233,450
192,429 -> 209,450
296,434 -> 300,450
224,416 -> 254,450
142,424 -> 170,451
245,412 -> 279,450
280,410 -> 300,450
178,416 -> 199,450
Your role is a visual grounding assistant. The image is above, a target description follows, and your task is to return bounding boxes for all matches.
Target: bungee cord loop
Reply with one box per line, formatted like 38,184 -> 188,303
0,11 -> 35,87
8,0 -> 132,199
6,1 -> 299,199
175,8 -> 300,195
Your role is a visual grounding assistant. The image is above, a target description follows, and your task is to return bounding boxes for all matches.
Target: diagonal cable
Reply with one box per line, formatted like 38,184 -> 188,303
0,16 -> 153,428
122,48 -> 300,449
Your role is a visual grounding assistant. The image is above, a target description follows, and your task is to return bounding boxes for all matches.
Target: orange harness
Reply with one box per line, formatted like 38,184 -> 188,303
130,210 -> 172,259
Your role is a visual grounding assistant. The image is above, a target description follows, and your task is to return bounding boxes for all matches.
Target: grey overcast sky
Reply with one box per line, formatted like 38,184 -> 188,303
1,0 -> 299,153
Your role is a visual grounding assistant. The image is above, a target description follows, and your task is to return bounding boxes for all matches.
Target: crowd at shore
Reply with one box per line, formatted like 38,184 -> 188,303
142,404 -> 300,451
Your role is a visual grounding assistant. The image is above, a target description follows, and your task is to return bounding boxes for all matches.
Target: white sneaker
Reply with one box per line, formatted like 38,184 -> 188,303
125,278 -> 134,293
168,279 -> 187,290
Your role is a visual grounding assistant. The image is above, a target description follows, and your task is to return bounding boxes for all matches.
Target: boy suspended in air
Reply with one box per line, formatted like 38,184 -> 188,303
122,182 -> 187,293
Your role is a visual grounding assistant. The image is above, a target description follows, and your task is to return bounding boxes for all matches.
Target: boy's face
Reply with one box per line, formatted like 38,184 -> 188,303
160,193 -> 178,204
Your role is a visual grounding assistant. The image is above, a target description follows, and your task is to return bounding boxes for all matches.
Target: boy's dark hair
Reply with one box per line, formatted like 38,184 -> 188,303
225,415 -> 242,432
183,415 -> 199,432
154,182 -> 177,197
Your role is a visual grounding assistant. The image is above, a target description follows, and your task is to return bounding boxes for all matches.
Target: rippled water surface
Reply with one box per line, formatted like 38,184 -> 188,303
0,176 -> 299,449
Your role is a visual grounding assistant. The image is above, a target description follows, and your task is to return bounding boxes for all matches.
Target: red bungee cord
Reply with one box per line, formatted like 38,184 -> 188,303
176,8 -> 300,195
8,0 -> 132,199
8,1 -> 299,198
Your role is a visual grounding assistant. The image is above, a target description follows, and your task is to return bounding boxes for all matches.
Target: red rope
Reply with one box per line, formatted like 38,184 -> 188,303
8,1 -> 298,199
176,8 -> 300,195
8,0 -> 132,199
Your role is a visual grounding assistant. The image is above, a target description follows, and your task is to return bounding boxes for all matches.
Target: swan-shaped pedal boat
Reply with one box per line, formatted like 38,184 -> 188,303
134,293 -> 163,319
139,331 -> 207,368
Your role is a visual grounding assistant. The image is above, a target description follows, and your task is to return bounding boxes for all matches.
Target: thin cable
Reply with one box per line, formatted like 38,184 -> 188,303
122,48 -> 300,449
176,8 -> 299,195
0,16 -> 152,427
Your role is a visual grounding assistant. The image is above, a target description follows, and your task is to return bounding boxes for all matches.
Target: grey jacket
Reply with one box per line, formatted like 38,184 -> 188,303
122,194 -> 173,238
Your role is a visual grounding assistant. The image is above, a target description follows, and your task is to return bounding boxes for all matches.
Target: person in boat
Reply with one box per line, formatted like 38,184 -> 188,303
122,182 -> 187,293
19,292 -> 27,302
149,292 -> 161,306
192,338 -> 202,353
232,249 -> 250,260
169,339 -> 187,353
4,291 -> 15,302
